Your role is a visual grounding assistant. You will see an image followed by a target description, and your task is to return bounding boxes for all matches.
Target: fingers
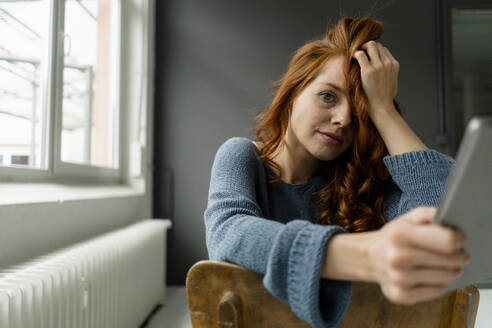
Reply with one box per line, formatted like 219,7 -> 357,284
380,45 -> 400,73
390,222 -> 466,254
391,247 -> 470,270
389,266 -> 462,289
390,207 -> 467,254
402,206 -> 437,224
353,50 -> 370,68
380,46 -> 393,63
355,41 -> 399,70
385,283 -> 446,305
403,224 -> 466,254
410,224 -> 466,253
361,40 -> 382,65
375,43 -> 389,63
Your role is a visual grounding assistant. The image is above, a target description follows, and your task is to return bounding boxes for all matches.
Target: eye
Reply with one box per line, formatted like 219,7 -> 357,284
320,92 -> 335,103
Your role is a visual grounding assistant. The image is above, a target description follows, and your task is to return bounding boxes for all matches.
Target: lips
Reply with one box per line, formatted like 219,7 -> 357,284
319,131 -> 343,143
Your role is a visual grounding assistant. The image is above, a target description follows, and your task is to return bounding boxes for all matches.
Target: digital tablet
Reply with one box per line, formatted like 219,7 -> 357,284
432,115 -> 492,292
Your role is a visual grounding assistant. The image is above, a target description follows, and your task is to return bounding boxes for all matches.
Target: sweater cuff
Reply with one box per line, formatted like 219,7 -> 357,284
382,150 -> 455,204
287,223 -> 349,327
319,278 -> 353,325
382,149 -> 455,176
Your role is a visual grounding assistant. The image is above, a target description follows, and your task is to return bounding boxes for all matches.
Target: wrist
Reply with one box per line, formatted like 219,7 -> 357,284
363,230 -> 381,283
321,230 -> 379,282
368,101 -> 396,117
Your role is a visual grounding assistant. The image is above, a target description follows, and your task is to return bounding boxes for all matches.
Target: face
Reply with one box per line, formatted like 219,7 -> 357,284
286,55 -> 355,162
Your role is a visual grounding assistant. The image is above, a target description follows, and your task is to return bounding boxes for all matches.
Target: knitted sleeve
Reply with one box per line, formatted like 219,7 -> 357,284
204,137 -> 352,328
382,149 -> 456,220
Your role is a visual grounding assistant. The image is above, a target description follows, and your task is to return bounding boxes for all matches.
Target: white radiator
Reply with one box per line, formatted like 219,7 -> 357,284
0,219 -> 172,328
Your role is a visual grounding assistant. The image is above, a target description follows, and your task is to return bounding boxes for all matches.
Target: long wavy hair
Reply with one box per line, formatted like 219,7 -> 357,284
253,16 -> 403,233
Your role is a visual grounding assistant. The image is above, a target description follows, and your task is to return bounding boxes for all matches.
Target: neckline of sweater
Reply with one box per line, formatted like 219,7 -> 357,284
250,141 -> 324,190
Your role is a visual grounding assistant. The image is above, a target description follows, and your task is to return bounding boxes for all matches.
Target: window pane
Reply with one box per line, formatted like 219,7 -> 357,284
0,1 -> 50,169
61,0 -> 119,169
451,9 -> 492,148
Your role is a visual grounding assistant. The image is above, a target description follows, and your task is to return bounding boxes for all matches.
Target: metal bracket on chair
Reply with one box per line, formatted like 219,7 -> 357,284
217,291 -> 243,328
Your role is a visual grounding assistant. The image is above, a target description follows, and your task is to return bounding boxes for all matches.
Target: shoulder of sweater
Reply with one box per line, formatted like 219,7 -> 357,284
214,136 -> 259,165
220,136 -> 254,148
217,137 -> 256,155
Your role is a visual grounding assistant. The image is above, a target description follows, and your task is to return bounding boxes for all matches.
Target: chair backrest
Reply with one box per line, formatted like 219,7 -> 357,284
186,260 -> 479,328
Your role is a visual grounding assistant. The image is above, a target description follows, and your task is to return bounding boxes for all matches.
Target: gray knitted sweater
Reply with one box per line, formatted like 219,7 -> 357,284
204,137 -> 455,327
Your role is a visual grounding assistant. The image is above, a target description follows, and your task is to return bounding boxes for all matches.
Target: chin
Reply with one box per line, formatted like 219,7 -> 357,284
318,153 -> 342,162
311,148 -> 341,161
309,143 -> 343,161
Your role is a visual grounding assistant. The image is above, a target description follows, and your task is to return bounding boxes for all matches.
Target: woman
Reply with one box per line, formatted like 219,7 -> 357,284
204,16 -> 469,328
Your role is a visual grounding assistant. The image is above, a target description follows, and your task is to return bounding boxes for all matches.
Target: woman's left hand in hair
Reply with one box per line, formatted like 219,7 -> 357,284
353,40 -> 399,116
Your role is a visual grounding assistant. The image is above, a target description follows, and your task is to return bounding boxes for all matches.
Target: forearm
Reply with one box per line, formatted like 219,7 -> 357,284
370,103 -> 428,156
321,231 -> 378,282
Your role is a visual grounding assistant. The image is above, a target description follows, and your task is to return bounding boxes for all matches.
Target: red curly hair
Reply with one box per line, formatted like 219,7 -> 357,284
253,16 -> 403,233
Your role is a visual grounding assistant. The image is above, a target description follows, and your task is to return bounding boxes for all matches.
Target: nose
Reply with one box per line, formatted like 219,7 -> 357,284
331,102 -> 352,128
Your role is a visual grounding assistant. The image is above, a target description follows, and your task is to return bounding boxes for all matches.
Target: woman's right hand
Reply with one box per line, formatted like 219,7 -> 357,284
367,206 -> 470,305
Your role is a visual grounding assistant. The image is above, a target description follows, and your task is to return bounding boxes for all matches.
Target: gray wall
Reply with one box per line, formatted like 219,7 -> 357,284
154,0 -> 446,285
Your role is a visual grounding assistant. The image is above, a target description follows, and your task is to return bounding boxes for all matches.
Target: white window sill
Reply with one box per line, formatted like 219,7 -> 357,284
0,182 -> 145,206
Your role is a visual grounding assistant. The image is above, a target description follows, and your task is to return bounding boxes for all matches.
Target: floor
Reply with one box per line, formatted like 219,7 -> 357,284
144,286 -> 192,328
144,285 -> 492,327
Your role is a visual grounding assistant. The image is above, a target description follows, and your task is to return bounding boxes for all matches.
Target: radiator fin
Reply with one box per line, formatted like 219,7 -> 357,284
0,219 -> 172,328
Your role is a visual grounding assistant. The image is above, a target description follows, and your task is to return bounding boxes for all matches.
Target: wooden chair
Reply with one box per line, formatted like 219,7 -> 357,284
186,260 -> 480,328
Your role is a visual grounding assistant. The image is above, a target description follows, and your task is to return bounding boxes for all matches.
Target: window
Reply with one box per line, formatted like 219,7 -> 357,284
450,8 -> 492,153
0,0 -> 50,170
0,0 -> 121,180
439,0 -> 492,157
0,0 -> 154,271
61,0 -> 119,168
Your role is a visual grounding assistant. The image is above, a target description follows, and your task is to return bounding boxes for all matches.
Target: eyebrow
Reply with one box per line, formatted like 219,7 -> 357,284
320,82 -> 345,92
